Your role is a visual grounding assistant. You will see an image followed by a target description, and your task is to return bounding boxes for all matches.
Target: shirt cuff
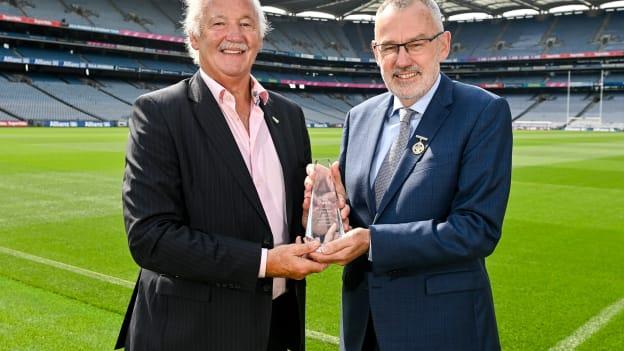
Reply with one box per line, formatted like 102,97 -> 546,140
258,248 -> 268,278
368,240 -> 372,261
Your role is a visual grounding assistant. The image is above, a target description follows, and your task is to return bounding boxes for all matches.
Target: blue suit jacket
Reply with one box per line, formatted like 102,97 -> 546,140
339,74 -> 512,351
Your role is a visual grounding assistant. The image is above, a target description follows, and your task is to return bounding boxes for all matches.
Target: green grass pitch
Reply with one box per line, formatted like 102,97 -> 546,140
0,128 -> 623,350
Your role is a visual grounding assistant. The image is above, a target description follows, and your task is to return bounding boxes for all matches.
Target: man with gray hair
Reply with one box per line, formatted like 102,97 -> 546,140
306,0 -> 511,349
115,0 -> 331,350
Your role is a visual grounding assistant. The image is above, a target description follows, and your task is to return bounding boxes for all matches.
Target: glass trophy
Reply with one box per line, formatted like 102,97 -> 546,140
305,162 -> 345,243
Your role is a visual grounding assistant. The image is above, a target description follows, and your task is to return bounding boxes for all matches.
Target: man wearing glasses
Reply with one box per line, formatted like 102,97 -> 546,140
307,0 -> 512,349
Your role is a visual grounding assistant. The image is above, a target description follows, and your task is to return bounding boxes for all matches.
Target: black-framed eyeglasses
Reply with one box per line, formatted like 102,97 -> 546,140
373,31 -> 444,57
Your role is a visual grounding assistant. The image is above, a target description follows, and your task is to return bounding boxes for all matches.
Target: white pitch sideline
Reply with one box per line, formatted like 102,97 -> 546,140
0,245 -> 340,346
0,246 -> 134,288
548,297 -> 624,351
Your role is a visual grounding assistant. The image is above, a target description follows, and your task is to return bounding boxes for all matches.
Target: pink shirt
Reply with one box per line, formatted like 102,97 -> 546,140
199,69 -> 287,299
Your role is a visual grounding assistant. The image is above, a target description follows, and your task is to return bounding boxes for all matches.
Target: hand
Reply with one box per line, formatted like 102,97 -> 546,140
302,223 -> 337,245
309,228 -> 370,266
302,161 -> 350,230
266,237 -> 328,280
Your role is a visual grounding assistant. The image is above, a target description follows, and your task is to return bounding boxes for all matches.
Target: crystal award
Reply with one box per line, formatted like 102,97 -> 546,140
305,163 -> 345,243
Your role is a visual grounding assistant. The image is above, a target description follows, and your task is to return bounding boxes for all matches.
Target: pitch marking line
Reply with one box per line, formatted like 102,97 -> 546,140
549,297 -> 624,351
0,246 -> 339,345
0,246 -> 134,288
306,329 -> 340,345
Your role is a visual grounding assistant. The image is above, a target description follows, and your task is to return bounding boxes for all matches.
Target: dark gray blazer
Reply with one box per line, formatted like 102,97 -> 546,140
339,73 -> 512,351
115,72 -> 311,351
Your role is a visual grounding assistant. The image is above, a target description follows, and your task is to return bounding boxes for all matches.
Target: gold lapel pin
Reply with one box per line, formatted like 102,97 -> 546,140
412,135 -> 429,155
272,116 -> 280,124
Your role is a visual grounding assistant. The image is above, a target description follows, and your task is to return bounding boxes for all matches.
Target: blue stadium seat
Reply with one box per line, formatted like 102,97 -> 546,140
0,74 -> 96,121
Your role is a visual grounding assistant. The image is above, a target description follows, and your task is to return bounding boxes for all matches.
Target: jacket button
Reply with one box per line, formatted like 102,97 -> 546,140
263,238 -> 272,247
263,283 -> 272,293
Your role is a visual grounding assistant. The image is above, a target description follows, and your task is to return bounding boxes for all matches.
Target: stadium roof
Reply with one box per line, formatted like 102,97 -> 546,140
262,0 -> 623,19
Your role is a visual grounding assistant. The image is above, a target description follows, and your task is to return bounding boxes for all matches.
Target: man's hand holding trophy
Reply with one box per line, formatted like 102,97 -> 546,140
302,161 -> 369,266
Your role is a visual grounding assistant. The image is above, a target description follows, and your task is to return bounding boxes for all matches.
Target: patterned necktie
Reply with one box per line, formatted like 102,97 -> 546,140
374,108 -> 416,209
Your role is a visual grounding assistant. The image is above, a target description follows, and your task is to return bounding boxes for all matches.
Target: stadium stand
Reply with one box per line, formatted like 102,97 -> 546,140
0,1 -> 622,129
518,94 -> 588,126
138,58 -> 194,73
0,1 -> 22,16
0,46 -> 20,58
21,1 -> 91,27
493,17 -> 550,56
503,94 -> 538,119
0,109 -> 18,121
282,92 -> 347,124
1,2 -> 622,58
0,74 -> 96,121
342,22 -> 374,59
28,74 -> 132,121
601,11 -> 624,51
263,12 -> 624,60
547,73 -> 597,84
546,14 -> 604,54
342,93 -> 376,107
148,0 -> 184,33
310,93 -> 353,114
81,53 -> 141,69
16,46 -> 82,62
14,0 -> 180,35
96,79 -> 152,104
55,0 -> 146,32
449,20 -> 504,58
606,72 -> 624,83
109,0 -> 178,34
583,94 -> 624,126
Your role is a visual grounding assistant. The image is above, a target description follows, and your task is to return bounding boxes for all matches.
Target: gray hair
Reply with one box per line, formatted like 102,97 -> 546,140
182,0 -> 271,64
376,0 -> 444,32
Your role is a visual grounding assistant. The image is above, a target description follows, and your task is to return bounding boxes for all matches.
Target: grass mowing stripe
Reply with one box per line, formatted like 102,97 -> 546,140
2,130 -> 623,349
549,297 -> 624,351
0,275 -> 122,350
0,245 -> 340,346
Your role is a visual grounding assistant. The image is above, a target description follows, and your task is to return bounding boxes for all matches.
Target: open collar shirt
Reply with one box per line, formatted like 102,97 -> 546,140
199,69 -> 287,299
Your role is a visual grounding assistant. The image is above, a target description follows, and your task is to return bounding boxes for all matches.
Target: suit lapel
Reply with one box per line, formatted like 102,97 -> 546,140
375,74 -> 454,219
187,72 -> 270,229
363,94 -> 393,217
259,96 -> 294,235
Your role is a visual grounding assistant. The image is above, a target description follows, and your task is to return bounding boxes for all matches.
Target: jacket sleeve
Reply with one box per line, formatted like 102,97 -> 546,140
369,97 -> 513,274
122,95 -> 261,291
